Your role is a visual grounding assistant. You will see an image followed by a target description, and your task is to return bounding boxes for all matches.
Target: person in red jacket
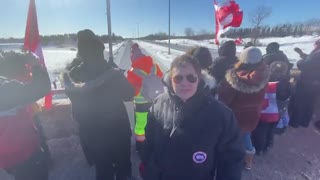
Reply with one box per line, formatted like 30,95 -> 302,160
218,47 -> 270,170
127,43 -> 163,156
0,51 -> 51,180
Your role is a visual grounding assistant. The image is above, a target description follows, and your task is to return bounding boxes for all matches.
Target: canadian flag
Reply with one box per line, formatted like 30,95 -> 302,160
214,0 -> 243,45
234,36 -> 243,45
24,0 -> 52,110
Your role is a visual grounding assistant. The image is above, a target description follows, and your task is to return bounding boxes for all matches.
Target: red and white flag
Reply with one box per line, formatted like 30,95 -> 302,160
214,0 -> 243,45
24,0 -> 52,109
234,36 -> 243,45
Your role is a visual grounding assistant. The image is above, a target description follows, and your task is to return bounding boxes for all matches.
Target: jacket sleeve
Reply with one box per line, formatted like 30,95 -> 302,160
0,65 -> 51,111
117,72 -> 135,102
215,111 -> 245,180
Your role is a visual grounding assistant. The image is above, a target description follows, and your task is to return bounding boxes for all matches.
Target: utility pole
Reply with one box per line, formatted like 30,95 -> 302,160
137,23 -> 140,40
168,0 -> 171,55
106,0 -> 114,63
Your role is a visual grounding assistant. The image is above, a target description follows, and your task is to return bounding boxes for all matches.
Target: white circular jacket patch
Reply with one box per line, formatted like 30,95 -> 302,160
192,151 -> 207,164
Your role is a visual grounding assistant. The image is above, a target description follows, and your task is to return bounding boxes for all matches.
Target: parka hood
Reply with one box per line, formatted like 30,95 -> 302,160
225,63 -> 270,93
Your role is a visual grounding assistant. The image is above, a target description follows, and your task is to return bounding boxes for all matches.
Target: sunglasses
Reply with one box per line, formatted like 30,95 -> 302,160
172,74 -> 198,84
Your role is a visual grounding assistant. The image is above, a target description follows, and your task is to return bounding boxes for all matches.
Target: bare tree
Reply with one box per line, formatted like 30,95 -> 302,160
184,27 -> 195,37
250,6 -> 272,44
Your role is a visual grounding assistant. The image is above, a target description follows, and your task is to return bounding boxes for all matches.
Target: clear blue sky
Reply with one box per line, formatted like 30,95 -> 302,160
1,0 -> 319,38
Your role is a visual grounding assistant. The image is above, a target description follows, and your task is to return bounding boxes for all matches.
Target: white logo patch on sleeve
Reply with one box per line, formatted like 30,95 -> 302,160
192,151 -> 207,164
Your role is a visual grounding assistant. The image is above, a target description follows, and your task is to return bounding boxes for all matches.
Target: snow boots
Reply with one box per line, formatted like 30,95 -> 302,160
244,149 -> 255,170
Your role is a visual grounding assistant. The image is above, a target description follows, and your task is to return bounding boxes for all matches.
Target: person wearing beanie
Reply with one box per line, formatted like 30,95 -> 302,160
208,40 -> 238,85
289,42 -> 320,128
263,42 -> 292,73
63,29 -> 135,180
127,42 -> 163,158
218,47 -> 270,170
186,46 -> 213,69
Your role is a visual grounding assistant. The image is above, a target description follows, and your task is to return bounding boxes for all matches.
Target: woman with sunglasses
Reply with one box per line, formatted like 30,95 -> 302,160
141,54 -> 244,180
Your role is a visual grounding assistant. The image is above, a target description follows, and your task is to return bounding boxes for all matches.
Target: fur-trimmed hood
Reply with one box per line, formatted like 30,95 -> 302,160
162,70 -> 216,93
225,63 -> 270,93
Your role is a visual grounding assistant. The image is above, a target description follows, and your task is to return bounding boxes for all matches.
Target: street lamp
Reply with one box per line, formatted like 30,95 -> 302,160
168,0 -> 171,55
137,23 -> 140,40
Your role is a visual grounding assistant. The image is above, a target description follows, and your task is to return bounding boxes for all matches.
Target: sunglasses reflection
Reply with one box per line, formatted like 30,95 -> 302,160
173,74 -> 198,84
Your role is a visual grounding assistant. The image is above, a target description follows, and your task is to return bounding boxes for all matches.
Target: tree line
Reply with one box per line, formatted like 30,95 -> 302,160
225,19 -> 320,39
0,33 -> 124,46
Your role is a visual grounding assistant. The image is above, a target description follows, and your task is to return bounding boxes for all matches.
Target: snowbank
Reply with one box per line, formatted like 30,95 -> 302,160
156,36 -> 320,63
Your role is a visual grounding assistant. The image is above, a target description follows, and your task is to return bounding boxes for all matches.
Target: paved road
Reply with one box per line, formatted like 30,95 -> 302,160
144,40 -> 219,60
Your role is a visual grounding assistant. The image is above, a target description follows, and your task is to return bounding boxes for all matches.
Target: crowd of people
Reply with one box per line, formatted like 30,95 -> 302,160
0,28 -> 319,180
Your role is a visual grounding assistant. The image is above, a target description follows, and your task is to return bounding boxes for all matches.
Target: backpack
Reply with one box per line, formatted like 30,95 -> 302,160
133,64 -> 164,102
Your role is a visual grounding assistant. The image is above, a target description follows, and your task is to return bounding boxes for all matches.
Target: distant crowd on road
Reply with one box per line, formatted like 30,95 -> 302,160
0,28 -> 319,180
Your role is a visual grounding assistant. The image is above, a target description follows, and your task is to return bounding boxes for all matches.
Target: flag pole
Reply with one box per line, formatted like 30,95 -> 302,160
106,0 -> 114,63
168,0 -> 171,55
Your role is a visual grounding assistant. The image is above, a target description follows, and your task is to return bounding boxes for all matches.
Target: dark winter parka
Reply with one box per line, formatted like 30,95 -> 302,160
218,63 -> 270,133
289,50 -> 320,127
63,59 -> 134,164
209,41 -> 238,84
262,42 -> 293,71
142,72 -> 244,180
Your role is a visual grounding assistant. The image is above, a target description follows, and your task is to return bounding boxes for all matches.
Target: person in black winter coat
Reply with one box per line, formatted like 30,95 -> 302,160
141,54 -> 244,180
62,29 -> 135,180
289,44 -> 320,128
208,40 -> 238,85
262,42 -> 293,72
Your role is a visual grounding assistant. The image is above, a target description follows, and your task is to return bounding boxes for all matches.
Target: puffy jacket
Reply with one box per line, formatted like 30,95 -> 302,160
218,63 -> 270,132
142,72 -> 244,180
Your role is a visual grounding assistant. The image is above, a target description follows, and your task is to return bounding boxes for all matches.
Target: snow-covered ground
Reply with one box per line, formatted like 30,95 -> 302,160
136,41 -> 184,70
156,35 -> 319,62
